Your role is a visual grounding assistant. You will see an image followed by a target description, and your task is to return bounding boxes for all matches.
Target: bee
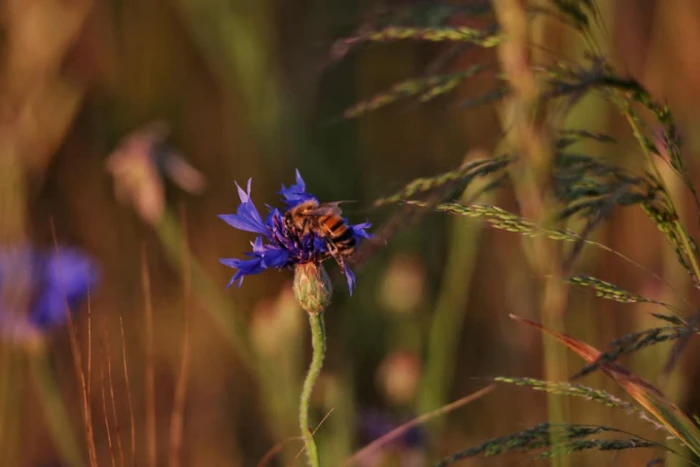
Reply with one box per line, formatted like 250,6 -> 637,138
285,199 -> 357,267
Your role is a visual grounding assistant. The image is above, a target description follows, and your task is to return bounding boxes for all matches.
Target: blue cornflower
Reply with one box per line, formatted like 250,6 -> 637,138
0,246 -> 99,341
219,170 -> 371,294
358,410 -> 425,449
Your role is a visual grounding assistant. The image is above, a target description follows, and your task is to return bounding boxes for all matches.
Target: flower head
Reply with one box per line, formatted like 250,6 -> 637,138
219,171 -> 371,294
358,409 -> 426,450
0,246 -> 99,342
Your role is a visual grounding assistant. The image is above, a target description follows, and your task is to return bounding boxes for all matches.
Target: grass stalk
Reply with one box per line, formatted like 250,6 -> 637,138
619,106 -> 700,286
140,246 -> 157,467
119,317 -> 137,464
299,311 -> 326,467
558,7 -> 613,430
492,3 -> 570,467
652,157 -> 692,467
347,385 -> 494,466
29,349 -> 84,467
51,221 -> 98,467
169,206 -> 193,467
99,346 -> 117,467
102,325 -> 125,467
418,189 -> 491,421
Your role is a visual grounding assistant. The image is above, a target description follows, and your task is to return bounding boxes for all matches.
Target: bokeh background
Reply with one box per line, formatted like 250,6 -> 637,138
3,0 -> 700,466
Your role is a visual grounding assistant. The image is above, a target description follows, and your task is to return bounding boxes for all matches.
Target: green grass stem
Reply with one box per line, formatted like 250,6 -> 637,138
29,349 -> 84,467
417,192 -> 490,422
492,3 -> 571,467
300,311 -> 326,467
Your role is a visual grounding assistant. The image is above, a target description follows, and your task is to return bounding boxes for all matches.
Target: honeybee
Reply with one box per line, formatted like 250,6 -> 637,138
285,199 -> 357,266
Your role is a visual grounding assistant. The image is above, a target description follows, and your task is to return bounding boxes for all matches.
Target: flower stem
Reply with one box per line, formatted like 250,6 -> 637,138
299,311 -> 326,467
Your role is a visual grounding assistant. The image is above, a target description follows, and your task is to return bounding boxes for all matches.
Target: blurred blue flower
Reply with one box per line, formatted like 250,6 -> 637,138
358,410 -> 425,450
219,170 -> 371,294
0,246 -> 99,338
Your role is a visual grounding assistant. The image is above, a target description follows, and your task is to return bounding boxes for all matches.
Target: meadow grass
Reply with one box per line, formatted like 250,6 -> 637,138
4,1 -> 700,466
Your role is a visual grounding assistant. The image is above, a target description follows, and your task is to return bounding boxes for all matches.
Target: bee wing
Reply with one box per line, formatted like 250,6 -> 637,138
327,200 -> 357,206
305,201 -> 357,216
305,202 -> 344,216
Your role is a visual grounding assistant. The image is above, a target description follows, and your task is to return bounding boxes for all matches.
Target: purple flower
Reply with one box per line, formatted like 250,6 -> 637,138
219,170 -> 371,294
0,246 -> 99,339
358,410 -> 425,450
355,410 -> 427,467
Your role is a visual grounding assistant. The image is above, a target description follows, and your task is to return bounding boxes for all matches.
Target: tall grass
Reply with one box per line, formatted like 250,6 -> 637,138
5,1 -> 700,466
336,0 -> 700,465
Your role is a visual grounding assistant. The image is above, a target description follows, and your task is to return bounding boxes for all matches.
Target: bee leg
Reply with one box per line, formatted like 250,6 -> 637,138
326,241 -> 346,270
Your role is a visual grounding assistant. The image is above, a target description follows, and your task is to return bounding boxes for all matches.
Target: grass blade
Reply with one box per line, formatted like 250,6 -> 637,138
510,314 -> 700,456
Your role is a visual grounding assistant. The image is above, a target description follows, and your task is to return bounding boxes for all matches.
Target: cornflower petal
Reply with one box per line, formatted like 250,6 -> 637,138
352,221 -> 373,240
219,257 -> 264,287
261,247 -> 289,268
312,237 -> 327,253
251,236 -> 265,253
279,169 -> 317,206
342,265 -> 357,296
218,179 -> 268,235
218,236 -> 290,285
294,169 -> 305,189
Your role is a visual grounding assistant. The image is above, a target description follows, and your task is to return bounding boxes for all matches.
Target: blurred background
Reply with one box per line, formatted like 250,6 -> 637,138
3,0 -> 700,466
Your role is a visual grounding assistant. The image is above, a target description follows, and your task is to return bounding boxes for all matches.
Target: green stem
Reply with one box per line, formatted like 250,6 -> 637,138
418,199 -> 486,421
299,311 -> 326,467
29,349 -> 84,467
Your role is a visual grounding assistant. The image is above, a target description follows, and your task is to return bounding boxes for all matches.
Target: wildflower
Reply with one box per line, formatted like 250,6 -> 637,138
0,246 -> 98,343
219,170 -> 371,294
106,121 -> 207,225
359,410 -> 425,448
357,409 -> 426,467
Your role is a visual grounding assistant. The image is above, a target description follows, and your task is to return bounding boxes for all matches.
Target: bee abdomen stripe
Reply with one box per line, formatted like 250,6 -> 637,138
328,219 -> 345,232
335,229 -> 354,243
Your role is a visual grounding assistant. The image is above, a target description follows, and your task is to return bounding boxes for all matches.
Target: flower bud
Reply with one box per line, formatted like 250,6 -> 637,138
293,263 -> 332,314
